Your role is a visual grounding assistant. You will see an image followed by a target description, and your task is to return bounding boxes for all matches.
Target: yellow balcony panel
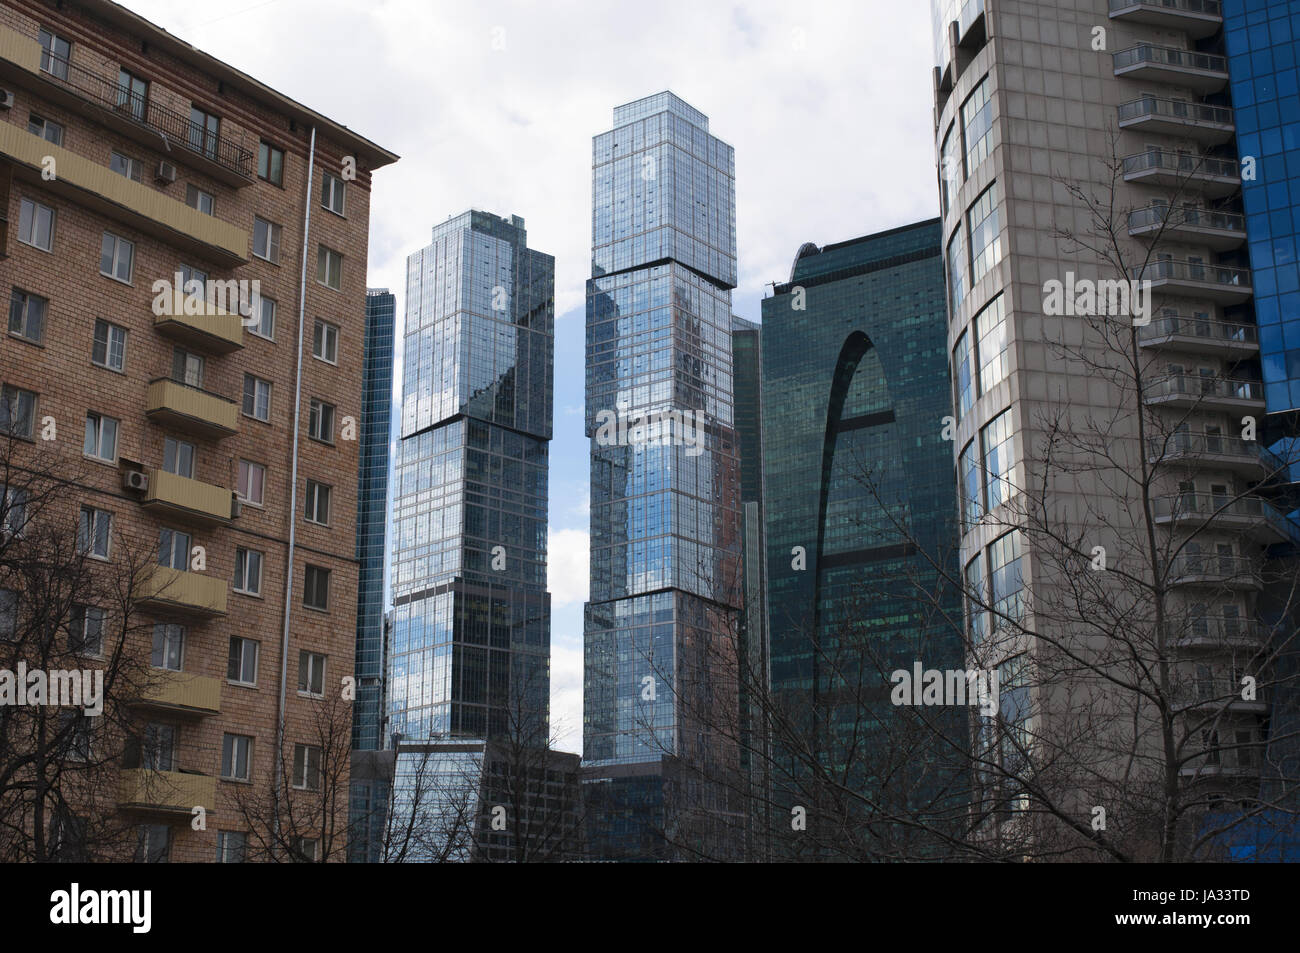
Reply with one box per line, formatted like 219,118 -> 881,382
118,769 -> 217,816
145,378 -> 238,441
153,293 -> 244,354
141,468 -> 235,528
137,566 -> 228,617
0,121 -> 249,266
131,670 -> 222,717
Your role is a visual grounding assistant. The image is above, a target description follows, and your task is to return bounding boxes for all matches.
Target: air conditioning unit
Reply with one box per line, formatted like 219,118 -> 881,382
230,495 -> 242,519
122,470 -> 149,492
155,161 -> 176,183
0,90 -> 14,110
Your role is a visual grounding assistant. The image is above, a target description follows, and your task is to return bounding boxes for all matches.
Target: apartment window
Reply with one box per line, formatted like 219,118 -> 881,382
321,171 -> 345,215
172,347 -> 205,388
189,106 -> 220,159
968,182 -> 1003,285
227,636 -> 259,685
92,319 -> 127,372
961,74 -> 993,174
37,28 -> 70,81
162,436 -> 195,478
959,439 -> 981,527
291,837 -> 320,862
252,217 -> 281,263
233,548 -> 263,597
308,399 -> 335,443
49,811 -> 88,862
307,322 -> 339,368
236,460 -> 265,506
981,410 -> 1016,510
61,711 -> 94,762
157,527 -> 191,570
77,505 -> 111,559
303,566 -> 330,612
184,184 -> 215,216
242,374 -> 271,422
150,623 -> 184,671
939,122 -> 959,215
251,294 -> 275,340
8,289 -> 47,343
965,554 -> 986,648
221,734 -> 252,781
178,263 -> 207,300
0,385 -> 37,439
304,480 -> 332,525
0,589 -> 17,640
82,412 -> 119,463
27,114 -> 63,146
135,824 -> 170,864
2,485 -> 28,539
988,531 -> 1025,631
299,650 -> 326,696
69,605 -> 104,656
292,743 -> 322,791
258,141 -> 284,186
316,246 -> 342,290
18,198 -> 55,251
975,294 -> 1009,394
946,228 -> 965,314
142,723 -> 176,771
99,232 -> 134,283
110,151 -> 143,183
953,329 -> 973,419
216,831 -> 246,863
116,69 -> 148,121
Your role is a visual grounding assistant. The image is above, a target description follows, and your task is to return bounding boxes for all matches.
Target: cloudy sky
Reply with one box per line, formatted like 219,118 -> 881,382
122,0 -> 941,754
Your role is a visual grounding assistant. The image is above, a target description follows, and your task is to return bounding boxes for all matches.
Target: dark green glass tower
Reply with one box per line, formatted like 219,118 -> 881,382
759,219 -> 966,858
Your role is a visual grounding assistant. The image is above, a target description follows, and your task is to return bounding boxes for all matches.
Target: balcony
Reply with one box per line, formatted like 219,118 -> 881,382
1128,205 -> 1246,251
118,769 -> 217,816
1134,258 -> 1252,304
1114,44 -> 1229,93
0,18 -> 253,185
140,468 -> 236,528
135,565 -> 228,617
1144,375 -> 1265,413
1152,492 -> 1296,541
145,379 -> 238,441
1148,431 -> 1285,476
1108,0 -> 1223,39
1178,677 -> 1268,715
153,292 -> 245,354
130,670 -> 222,718
1166,554 -> 1263,592
1138,315 -> 1258,357
1122,150 -> 1241,199
1118,97 -> 1235,144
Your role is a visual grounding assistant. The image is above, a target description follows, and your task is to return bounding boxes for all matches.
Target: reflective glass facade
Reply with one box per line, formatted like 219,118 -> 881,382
389,212 -> 554,757
584,94 -> 742,859
759,220 -> 966,844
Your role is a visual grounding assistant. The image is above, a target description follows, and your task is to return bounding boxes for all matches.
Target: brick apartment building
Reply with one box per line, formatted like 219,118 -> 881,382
0,0 -> 396,861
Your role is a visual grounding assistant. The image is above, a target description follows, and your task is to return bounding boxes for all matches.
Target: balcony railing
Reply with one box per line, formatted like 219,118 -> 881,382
1114,44 -> 1227,74
1110,0 -> 1221,12
1149,431 -> 1285,471
1118,96 -> 1234,127
1133,258 -> 1251,288
1138,314 -> 1257,345
1128,205 -> 1245,234
1146,375 -> 1265,403
145,378 -> 239,440
131,670 -> 222,717
1153,494 -> 1295,539
118,769 -> 217,815
1165,554 -> 1263,589
1122,150 -> 1239,181
12,33 -> 253,180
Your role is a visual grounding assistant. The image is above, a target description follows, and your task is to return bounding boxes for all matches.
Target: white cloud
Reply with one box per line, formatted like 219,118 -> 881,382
548,528 -> 589,608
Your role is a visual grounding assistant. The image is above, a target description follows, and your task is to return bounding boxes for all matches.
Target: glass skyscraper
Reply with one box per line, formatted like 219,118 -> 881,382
387,212 -> 554,856
759,221 -> 966,857
583,92 -> 743,860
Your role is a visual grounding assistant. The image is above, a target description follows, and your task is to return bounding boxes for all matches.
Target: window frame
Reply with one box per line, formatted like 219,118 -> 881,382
18,197 -> 55,252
